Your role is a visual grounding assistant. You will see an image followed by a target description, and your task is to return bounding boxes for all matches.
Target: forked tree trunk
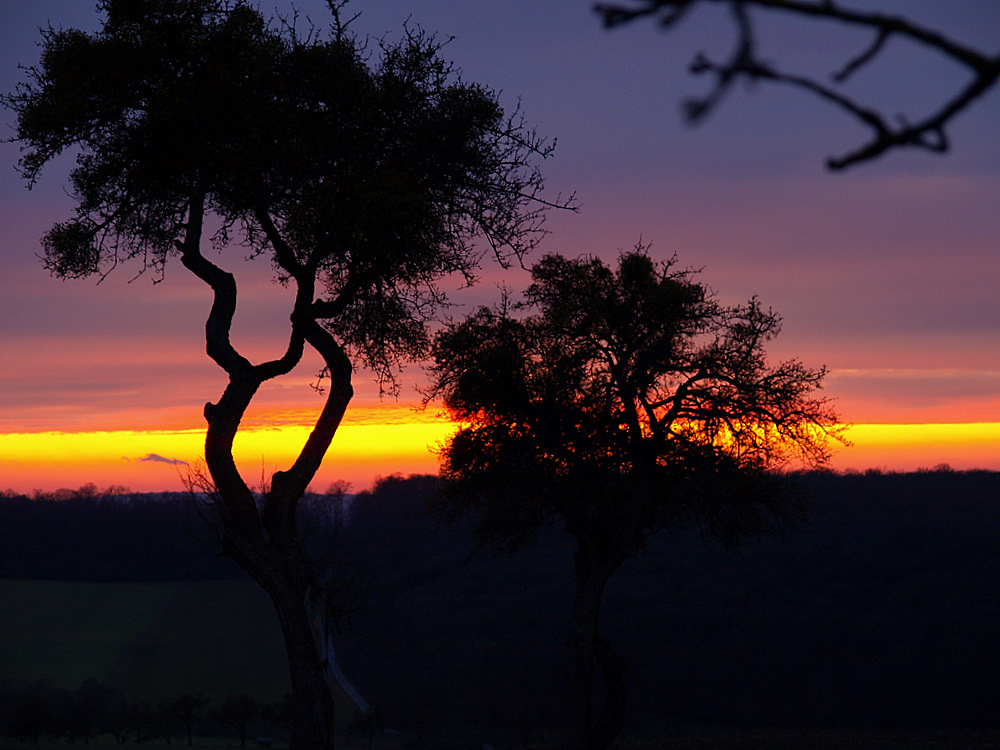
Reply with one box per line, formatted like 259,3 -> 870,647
181,195 -> 353,749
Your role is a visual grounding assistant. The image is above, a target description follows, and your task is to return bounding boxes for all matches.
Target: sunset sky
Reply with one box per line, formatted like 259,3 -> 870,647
2,1 -> 999,493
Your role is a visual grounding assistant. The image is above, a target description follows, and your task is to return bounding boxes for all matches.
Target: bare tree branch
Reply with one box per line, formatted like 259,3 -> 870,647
596,0 -> 1000,169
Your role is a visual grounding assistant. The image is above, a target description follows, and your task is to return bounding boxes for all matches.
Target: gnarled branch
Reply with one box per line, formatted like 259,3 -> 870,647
596,0 -> 1000,169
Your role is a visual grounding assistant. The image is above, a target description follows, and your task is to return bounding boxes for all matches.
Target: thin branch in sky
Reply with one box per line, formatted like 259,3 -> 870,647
596,0 -> 1000,169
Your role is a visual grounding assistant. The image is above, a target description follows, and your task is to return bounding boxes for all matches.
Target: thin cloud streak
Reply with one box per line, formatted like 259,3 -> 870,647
137,453 -> 189,467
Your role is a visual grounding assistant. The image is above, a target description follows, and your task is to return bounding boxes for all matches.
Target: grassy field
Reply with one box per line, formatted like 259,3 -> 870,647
616,727 -> 1000,749
0,742 -> 286,749
0,578 -> 290,703
4,580 -> 996,750
0,728 -> 998,750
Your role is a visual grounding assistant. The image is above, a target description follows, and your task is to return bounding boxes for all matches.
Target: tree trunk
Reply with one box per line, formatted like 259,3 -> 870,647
562,559 -> 628,750
180,196 -> 352,749
265,573 -> 336,749
563,574 -> 601,750
591,633 -> 627,750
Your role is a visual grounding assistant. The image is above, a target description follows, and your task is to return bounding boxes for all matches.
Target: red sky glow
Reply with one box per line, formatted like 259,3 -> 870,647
2,1 -> 999,493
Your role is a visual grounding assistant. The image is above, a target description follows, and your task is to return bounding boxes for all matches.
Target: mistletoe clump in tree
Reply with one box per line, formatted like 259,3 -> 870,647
5,0 -> 565,746
428,247 -> 844,750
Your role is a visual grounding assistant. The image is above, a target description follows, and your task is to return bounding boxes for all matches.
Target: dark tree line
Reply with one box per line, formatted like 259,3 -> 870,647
0,487 -> 358,582
0,489 -> 243,581
0,680 -> 291,746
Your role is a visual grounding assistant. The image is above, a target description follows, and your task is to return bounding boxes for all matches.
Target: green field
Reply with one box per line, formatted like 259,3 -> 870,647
0,728 -> 996,750
3,581 -> 997,749
0,579 -> 290,703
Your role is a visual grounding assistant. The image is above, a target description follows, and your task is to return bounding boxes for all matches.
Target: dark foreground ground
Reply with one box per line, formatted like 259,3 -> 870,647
619,727 -> 1000,749
1,727 -> 999,749
3,471 -> 1000,747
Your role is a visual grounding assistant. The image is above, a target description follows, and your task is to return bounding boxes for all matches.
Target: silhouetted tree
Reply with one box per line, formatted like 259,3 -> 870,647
428,248 -> 843,750
163,693 -> 209,747
60,679 -> 115,744
125,694 -> 154,745
214,693 -> 259,748
259,694 -> 294,741
4,1 -> 562,746
595,1 -> 1000,169
103,698 -> 134,746
4,682 -> 56,744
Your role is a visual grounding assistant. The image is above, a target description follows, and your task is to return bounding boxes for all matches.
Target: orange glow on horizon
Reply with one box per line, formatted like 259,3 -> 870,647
831,422 -> 1000,473
2,419 -> 999,495
0,412 -> 455,495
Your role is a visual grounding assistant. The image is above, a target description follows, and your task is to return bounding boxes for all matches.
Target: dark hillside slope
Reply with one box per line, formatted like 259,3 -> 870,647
4,472 -> 999,736
609,470 -> 1000,729
335,471 -> 1000,740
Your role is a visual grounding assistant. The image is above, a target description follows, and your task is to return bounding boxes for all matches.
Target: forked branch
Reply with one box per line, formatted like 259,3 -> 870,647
596,0 -> 1000,169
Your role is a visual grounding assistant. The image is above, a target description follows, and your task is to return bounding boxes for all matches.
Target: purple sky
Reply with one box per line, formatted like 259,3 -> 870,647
2,1 -> 1000,478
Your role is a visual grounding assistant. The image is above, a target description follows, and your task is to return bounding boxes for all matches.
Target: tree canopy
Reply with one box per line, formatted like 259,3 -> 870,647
9,0 -> 555,377
428,248 -> 844,750
431,249 -> 843,548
